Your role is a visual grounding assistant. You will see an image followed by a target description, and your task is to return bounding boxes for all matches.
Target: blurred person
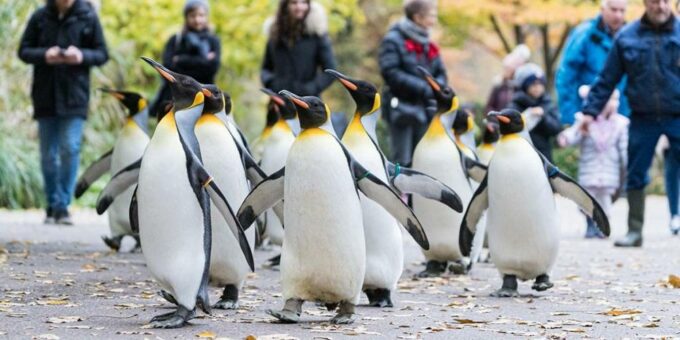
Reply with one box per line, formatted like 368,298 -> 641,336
18,0 -> 109,225
656,136 -> 680,235
484,44 -> 530,113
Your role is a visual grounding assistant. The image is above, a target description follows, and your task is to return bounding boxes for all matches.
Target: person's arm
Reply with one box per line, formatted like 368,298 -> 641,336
79,14 -> 108,66
260,40 -> 276,89
302,34 -> 337,94
18,12 -> 48,65
432,53 -> 448,85
582,39 -> 625,117
379,39 -> 432,100
485,85 -> 502,113
162,35 -> 177,68
555,29 -> 587,123
534,104 -> 563,137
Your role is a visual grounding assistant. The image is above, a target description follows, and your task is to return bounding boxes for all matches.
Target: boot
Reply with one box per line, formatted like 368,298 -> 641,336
615,189 -> 644,247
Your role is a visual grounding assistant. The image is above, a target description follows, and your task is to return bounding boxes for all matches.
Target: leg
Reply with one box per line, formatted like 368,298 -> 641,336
266,254 -> 281,267
149,305 -> 195,328
490,275 -> 519,297
37,117 -> 60,223
531,274 -> 554,292
101,235 -> 125,252
213,284 -> 239,310
330,301 -> 356,324
390,123 -> 414,167
132,235 -> 142,253
365,288 -> 393,308
416,260 -> 447,278
267,298 -> 303,323
158,290 -> 178,305
664,137 -> 680,235
55,116 -> 85,224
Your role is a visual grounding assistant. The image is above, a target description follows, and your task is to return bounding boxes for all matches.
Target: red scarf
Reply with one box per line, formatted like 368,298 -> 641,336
405,39 -> 439,61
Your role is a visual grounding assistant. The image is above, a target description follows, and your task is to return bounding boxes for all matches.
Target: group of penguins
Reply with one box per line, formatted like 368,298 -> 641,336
76,57 -> 610,328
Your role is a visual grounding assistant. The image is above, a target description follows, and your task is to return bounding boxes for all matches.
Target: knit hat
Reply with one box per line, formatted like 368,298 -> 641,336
513,63 -> 545,91
184,0 -> 209,15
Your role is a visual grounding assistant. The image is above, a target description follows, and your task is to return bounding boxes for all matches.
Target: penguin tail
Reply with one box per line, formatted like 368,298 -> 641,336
196,285 -> 211,315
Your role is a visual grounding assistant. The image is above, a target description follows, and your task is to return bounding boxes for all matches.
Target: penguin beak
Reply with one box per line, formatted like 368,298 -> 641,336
486,124 -> 495,133
279,90 -> 309,110
141,56 -> 176,83
261,88 -> 286,106
325,69 -> 358,92
99,88 -> 125,101
201,88 -> 213,98
417,66 -> 441,92
496,115 -> 511,124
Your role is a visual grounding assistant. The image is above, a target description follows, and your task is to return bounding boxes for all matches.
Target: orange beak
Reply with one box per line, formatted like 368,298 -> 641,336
202,88 -> 213,98
496,115 -> 511,124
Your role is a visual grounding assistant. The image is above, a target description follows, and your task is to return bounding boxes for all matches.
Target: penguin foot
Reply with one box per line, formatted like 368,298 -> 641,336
416,260 -> 447,278
325,303 -> 338,311
330,302 -> 355,324
365,289 -> 393,308
213,285 -> 239,310
264,254 -> 281,268
148,306 -> 194,329
158,290 -> 178,305
267,298 -> 303,323
448,261 -> 468,275
491,275 -> 519,298
101,235 -> 123,252
531,274 -> 554,292
131,235 -> 142,253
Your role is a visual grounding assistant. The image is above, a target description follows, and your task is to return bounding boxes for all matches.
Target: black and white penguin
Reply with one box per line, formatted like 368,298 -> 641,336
236,91 -> 429,324
459,109 -> 610,297
75,89 -> 150,252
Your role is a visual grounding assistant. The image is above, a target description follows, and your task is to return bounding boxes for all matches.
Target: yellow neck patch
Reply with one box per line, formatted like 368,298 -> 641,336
299,127 -> 329,140
424,114 -> 447,139
196,114 -> 222,127
273,119 -> 292,133
371,93 -> 382,114
138,98 -> 147,111
500,133 -> 521,142
449,96 -> 460,113
159,111 -> 176,130
190,92 -> 205,108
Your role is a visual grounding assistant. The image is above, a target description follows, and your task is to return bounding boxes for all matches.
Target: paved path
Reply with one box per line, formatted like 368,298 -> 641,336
1,196 -> 679,339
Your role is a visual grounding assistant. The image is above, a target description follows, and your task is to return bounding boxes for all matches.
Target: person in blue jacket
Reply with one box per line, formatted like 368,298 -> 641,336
556,0 -> 630,125
579,0 -> 680,247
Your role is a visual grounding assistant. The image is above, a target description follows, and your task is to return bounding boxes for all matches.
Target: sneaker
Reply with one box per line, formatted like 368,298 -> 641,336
671,215 -> 680,236
44,207 -> 56,224
55,209 -> 74,226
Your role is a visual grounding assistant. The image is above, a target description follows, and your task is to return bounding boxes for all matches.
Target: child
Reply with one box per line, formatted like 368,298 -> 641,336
507,63 -> 562,162
558,86 -> 629,239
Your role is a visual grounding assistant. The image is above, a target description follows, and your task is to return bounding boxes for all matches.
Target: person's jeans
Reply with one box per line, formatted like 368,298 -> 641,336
37,116 -> 85,211
664,148 -> 680,216
389,121 -> 428,167
627,116 -> 680,191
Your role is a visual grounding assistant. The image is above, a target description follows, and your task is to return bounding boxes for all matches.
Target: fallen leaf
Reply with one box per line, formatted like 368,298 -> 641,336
669,275 -> 680,288
603,308 -> 642,317
455,319 -> 488,324
114,303 -> 143,309
197,331 -> 217,339
244,335 -> 256,340
46,316 -> 82,324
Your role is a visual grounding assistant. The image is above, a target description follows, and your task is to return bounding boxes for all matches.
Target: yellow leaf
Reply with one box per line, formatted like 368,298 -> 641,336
455,319 -> 487,324
244,336 -> 257,340
603,308 -> 642,317
669,275 -> 680,288
196,331 -> 217,339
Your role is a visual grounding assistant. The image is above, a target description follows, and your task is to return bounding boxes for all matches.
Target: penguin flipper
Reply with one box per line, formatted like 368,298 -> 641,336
75,149 -> 113,198
462,155 -> 488,183
129,185 -> 139,234
548,170 -> 611,237
460,175 -> 489,257
387,162 -> 463,213
237,167 -> 285,231
96,159 -> 141,214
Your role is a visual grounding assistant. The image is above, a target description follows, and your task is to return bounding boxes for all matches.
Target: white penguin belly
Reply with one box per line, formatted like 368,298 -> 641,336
412,136 -> 472,261
108,122 -> 149,237
487,138 -> 559,281
343,130 -> 402,291
260,125 -> 295,245
137,121 -> 206,310
196,118 -> 254,288
281,132 -> 365,304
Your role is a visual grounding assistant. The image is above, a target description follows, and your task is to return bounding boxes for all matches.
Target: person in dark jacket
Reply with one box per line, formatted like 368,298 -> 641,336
485,44 -> 531,113
18,0 -> 108,225
150,0 -> 220,117
580,0 -> 680,247
260,0 -> 337,97
507,63 -> 562,162
379,0 -> 448,167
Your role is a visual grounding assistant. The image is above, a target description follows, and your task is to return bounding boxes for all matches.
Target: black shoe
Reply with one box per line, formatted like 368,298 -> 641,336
55,209 -> 73,226
44,207 -> 56,224
614,232 -> 642,247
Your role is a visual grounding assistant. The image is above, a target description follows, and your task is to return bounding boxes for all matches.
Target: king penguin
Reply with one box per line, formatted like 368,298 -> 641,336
326,69 -> 463,308
411,67 -> 487,277
75,89 -> 150,252
459,109 -> 610,297
477,115 -> 500,166
94,58 -> 254,328
236,91 -> 429,324
452,107 -> 478,159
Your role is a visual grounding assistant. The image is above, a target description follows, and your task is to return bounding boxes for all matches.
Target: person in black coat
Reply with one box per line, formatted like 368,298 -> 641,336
260,0 -> 337,97
150,0 -> 220,117
379,0 -> 448,167
18,0 -> 108,225
507,63 -> 562,162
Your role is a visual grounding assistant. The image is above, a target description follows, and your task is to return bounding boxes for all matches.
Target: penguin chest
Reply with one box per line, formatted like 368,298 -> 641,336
261,125 -> 295,174
281,132 -> 365,303
487,138 -> 559,280
412,136 -> 471,261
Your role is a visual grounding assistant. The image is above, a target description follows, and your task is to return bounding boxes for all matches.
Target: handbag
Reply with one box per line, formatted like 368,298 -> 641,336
383,89 -> 427,126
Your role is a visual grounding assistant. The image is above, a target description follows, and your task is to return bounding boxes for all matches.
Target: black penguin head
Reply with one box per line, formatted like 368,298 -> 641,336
492,109 -> 524,135
200,84 -> 225,115
100,89 -> 146,117
279,90 -> 329,129
325,69 -> 380,116
262,88 -> 297,121
453,107 -> 475,136
482,115 -> 500,144
141,57 -> 207,111
418,66 -> 458,114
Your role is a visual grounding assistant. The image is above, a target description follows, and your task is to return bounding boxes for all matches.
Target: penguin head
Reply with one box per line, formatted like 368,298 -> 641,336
325,69 -> 380,116
482,115 -> 500,144
141,57 -> 208,111
491,109 -> 524,135
200,84 -> 225,115
262,88 -> 297,121
279,90 -> 329,129
100,89 -> 146,117
418,66 -> 459,114
453,107 -> 475,136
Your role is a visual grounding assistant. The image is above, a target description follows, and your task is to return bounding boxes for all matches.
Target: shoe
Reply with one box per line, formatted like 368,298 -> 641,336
55,209 -> 74,226
670,215 -> 680,235
584,219 -> 605,239
614,189 -> 644,247
614,232 -> 642,247
44,207 -> 56,224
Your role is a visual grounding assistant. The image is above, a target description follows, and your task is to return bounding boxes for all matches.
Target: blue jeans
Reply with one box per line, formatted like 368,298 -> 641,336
664,148 -> 680,216
37,116 -> 85,211
627,116 -> 680,192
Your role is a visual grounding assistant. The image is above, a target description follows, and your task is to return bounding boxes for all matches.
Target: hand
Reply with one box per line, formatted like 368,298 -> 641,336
557,134 -> 568,148
45,46 -> 63,64
207,52 -> 216,60
578,113 -> 593,134
62,45 -> 83,65
529,107 -> 544,116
